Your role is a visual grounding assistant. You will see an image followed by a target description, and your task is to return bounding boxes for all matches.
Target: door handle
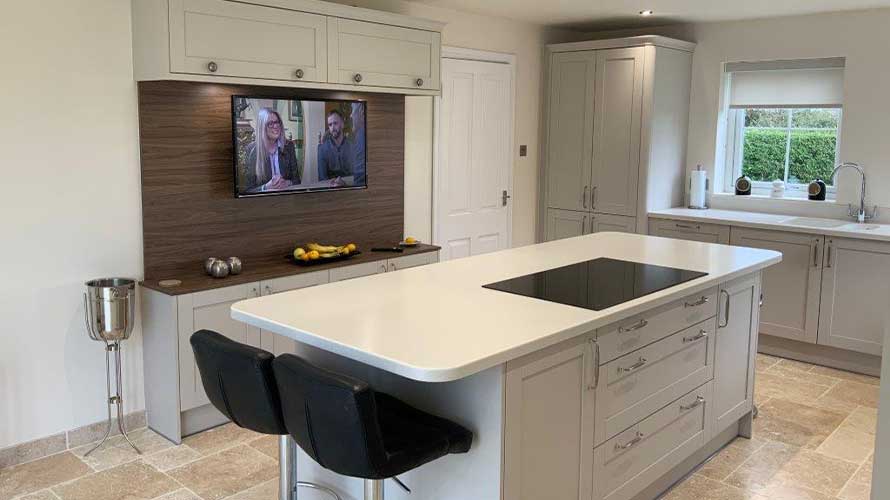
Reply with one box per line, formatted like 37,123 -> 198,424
591,186 -> 597,208
389,262 -> 396,272
502,190 -> 511,207
583,186 -> 588,209
586,339 -> 600,390
825,240 -> 833,268
812,240 -> 820,268
718,289 -> 730,328
614,431 -> 644,451
379,264 -> 388,273
582,216 -> 588,235
618,319 -> 648,333
264,285 -> 272,295
680,396 -> 705,411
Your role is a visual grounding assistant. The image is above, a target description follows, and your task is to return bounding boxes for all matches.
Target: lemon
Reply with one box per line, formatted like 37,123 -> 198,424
346,243 -> 357,252
405,236 -> 417,244
308,250 -> 320,260
293,247 -> 306,259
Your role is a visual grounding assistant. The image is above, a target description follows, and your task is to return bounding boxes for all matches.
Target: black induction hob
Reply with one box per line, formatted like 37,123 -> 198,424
482,258 -> 707,311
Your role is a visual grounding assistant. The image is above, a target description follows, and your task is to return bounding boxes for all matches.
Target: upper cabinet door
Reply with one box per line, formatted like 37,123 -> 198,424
591,47 -> 644,217
169,0 -> 327,82
729,228 -> 823,345
818,237 -> 890,356
546,52 -> 596,212
328,18 -> 441,91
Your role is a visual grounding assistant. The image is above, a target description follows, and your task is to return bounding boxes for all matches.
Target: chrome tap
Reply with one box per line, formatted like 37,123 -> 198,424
830,162 -> 877,223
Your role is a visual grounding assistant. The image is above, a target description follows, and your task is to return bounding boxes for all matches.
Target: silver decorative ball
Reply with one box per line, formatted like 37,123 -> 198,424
209,260 -> 230,278
226,257 -> 242,275
204,257 -> 220,275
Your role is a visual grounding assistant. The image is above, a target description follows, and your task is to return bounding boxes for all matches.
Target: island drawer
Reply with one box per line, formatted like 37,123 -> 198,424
596,287 -> 717,363
593,381 -> 713,500
594,318 -> 715,445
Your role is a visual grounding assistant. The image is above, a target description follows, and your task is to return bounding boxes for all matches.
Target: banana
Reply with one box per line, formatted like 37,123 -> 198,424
319,252 -> 340,258
307,242 -> 339,253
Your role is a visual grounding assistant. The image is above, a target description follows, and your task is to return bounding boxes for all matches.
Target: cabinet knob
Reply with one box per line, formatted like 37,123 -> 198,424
207,61 -> 218,73
295,68 -> 304,79
264,285 -> 272,295
415,78 -> 424,87
353,73 -> 363,83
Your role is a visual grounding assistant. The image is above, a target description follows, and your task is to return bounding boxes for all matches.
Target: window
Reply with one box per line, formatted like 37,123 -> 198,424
721,58 -> 845,198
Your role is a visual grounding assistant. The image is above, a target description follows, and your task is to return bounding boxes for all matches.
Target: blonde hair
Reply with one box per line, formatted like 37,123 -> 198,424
254,107 -> 285,183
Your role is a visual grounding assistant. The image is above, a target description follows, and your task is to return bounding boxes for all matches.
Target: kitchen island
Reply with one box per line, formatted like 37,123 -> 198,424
231,232 -> 781,500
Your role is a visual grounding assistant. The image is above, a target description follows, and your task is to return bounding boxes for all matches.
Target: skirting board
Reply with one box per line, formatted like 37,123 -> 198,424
758,334 -> 881,377
0,410 -> 146,470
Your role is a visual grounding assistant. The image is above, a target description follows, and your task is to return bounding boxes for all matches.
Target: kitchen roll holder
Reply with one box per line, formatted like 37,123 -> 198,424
83,278 -> 141,456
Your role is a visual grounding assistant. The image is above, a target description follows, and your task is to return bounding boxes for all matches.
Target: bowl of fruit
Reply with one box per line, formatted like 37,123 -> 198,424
291,242 -> 359,266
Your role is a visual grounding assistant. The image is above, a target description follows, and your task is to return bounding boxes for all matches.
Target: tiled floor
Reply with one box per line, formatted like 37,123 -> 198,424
0,354 -> 879,500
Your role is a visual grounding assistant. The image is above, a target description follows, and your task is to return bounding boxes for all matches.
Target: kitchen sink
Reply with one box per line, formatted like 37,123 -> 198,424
783,217 -> 848,228
842,224 -> 881,231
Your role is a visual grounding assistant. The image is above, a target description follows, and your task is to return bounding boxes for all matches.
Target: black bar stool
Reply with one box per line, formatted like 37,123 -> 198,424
190,330 -> 341,500
272,353 -> 473,500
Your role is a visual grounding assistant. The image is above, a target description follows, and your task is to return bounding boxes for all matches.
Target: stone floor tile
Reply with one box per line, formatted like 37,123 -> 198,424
142,445 -> 202,472
18,490 -> 61,500
809,366 -> 880,386
53,460 -> 178,500
838,480 -> 871,500
71,442 -> 141,472
766,366 -> 839,388
757,481 -> 837,500
248,436 -> 279,461
226,479 -> 278,500
754,372 -> 832,406
775,358 -> 816,373
756,354 -> 781,373
0,434 -> 67,470
181,424 -> 259,456
698,437 -> 765,482
724,440 -> 801,492
754,399 -> 847,449
773,449 -> 858,496
663,474 -> 750,500
0,452 -> 91,500
844,406 -> 878,435
816,424 -> 875,464
822,381 -> 880,409
150,488 -> 202,500
167,445 -> 277,500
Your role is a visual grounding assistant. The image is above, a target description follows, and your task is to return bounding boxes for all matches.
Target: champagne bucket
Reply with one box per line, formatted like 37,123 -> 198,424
84,278 -> 136,342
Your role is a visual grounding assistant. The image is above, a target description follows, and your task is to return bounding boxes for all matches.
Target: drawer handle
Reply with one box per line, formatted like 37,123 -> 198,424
207,61 -> 218,73
618,319 -> 648,333
295,68 -> 304,79
680,396 -> 705,411
683,330 -> 708,343
684,296 -> 709,308
353,73 -> 363,83
618,357 -> 647,374
675,223 -> 700,230
415,78 -> 424,87
614,432 -> 644,451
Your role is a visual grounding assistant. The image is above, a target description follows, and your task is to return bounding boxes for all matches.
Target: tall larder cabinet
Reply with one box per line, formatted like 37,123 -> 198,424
543,36 -> 696,239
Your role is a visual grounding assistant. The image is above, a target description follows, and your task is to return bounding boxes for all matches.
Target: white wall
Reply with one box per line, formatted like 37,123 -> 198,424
0,0 -> 144,448
682,9 -> 890,217
331,0 -> 583,247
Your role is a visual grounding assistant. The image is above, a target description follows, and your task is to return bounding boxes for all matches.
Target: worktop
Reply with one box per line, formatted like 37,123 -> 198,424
231,232 -> 781,382
650,207 -> 890,242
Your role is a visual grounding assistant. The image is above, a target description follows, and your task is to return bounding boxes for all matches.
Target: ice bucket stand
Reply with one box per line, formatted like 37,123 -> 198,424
83,278 -> 141,456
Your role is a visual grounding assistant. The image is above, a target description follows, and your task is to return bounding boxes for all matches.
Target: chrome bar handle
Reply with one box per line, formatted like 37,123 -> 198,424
683,330 -> 708,343
826,240 -> 833,268
719,289 -> 730,328
583,186 -> 588,209
812,239 -> 820,268
618,319 -> 648,333
684,296 -> 709,308
618,357 -> 647,374
585,339 -> 596,390
675,223 -> 701,230
680,396 -> 705,411
614,432 -> 644,451
591,186 -> 597,208
593,340 -> 600,389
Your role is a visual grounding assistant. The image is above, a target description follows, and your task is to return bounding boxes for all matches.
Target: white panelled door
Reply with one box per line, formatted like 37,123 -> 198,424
435,57 -> 513,261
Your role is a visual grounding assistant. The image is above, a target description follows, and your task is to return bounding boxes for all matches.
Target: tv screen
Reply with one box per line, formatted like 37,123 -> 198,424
231,96 -> 367,197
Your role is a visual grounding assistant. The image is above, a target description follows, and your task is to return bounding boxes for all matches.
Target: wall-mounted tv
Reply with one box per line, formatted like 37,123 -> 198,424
232,95 -> 367,197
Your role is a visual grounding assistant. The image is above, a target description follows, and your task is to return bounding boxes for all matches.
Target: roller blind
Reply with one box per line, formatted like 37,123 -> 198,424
726,58 -> 845,109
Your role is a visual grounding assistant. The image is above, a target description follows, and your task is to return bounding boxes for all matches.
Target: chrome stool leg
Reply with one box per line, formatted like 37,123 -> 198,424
279,435 -> 342,500
364,479 -> 385,500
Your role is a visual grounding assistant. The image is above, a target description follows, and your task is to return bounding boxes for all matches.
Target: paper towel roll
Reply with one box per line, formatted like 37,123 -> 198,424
689,170 -> 708,209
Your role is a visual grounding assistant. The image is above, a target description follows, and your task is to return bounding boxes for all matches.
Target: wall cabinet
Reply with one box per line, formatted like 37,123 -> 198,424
729,228 -> 822,344
143,251 -> 439,443
133,0 -> 444,95
543,36 -> 695,239
818,237 -> 890,355
649,218 -> 731,244
504,335 -> 595,500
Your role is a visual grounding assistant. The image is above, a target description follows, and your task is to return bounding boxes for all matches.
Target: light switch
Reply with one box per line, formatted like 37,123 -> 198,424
519,145 -> 527,157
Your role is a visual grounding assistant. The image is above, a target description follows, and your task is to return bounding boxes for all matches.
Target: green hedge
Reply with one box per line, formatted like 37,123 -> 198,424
742,129 -> 837,184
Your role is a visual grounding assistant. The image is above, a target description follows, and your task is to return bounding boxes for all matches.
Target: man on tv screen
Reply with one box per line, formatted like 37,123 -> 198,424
318,109 -> 359,186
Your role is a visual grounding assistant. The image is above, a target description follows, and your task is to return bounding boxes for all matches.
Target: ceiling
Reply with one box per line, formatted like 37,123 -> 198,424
407,0 -> 890,30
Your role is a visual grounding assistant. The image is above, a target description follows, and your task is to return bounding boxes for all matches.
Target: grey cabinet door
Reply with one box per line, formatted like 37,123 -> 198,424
546,52 -> 596,211
546,208 -> 588,241
591,47 -> 644,217
713,274 -> 759,434
590,214 -> 636,234
504,336 -> 595,500
259,271 -> 330,356
730,228 -> 823,344
818,237 -> 890,355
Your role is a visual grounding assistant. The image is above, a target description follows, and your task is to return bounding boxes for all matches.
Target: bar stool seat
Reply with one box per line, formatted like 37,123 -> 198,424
272,353 -> 473,499
190,330 -> 341,500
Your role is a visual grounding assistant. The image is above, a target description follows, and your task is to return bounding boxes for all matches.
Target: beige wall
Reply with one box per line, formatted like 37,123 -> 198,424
330,0 -> 583,246
0,0 -> 144,448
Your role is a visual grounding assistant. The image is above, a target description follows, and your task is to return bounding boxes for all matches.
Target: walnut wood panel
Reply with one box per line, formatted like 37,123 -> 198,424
138,81 -> 404,278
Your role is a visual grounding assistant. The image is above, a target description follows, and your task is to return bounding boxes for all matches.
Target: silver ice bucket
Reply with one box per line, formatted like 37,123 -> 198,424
84,278 -> 136,342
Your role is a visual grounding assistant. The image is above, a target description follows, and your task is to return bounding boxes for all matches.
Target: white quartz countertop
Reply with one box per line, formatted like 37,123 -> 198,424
231,233 -> 781,382
649,208 -> 890,241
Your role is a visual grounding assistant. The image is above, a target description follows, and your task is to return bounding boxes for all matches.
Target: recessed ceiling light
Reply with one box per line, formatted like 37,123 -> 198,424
639,9 -> 654,16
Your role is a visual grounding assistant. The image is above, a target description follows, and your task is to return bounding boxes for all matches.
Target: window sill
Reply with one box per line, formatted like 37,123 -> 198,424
712,193 -> 838,205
